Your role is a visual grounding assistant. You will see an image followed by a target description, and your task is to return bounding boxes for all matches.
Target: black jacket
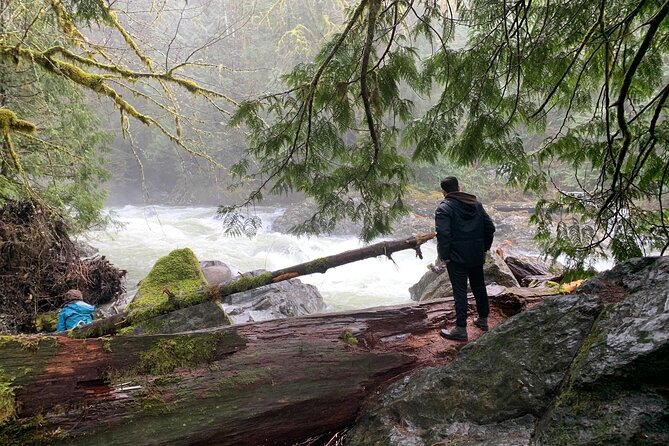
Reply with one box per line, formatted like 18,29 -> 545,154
435,191 -> 495,267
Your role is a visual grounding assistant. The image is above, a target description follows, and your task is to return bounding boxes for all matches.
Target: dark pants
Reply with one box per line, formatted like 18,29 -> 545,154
446,262 -> 489,327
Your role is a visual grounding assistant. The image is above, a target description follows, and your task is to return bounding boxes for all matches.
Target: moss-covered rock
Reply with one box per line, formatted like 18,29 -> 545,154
34,311 -> 58,333
127,248 -> 208,323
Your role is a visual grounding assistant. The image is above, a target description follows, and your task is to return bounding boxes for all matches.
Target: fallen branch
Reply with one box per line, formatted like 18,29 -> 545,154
73,233 -> 436,338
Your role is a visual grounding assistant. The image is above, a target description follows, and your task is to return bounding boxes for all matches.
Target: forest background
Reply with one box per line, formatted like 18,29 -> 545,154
1,0 -> 667,273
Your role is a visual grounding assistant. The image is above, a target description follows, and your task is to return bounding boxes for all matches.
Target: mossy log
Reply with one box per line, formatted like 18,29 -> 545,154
0,288 -> 552,445
73,233 -> 436,338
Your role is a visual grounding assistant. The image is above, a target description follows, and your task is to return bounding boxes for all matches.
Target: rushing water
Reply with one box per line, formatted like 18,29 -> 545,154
85,206 -> 437,312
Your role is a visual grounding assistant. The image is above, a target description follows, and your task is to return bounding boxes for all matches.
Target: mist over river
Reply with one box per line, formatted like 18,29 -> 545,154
85,206 -> 438,311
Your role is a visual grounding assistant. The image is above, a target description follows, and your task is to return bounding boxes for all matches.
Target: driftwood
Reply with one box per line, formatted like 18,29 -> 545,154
73,233 -> 436,338
504,255 -> 562,287
0,287 -> 553,445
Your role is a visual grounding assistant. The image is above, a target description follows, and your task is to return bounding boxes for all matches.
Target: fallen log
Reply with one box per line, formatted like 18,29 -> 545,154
0,287 -> 553,446
210,232 -> 436,298
72,233 -> 436,338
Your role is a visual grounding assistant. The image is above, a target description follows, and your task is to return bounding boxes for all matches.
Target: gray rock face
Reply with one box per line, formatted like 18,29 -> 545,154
409,252 -> 518,302
220,271 -> 326,323
535,256 -> 669,446
409,269 -> 453,301
484,251 -> 521,288
346,256 -> 669,445
135,301 -> 232,334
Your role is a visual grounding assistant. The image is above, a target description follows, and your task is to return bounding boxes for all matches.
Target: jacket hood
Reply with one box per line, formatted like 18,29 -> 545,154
443,191 -> 479,220
445,191 -> 479,205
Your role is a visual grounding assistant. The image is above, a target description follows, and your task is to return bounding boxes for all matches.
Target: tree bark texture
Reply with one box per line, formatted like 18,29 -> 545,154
0,288 -> 551,446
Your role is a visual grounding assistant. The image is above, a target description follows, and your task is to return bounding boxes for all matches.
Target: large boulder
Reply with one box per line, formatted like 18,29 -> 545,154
534,257 -> 669,445
127,248 -> 231,333
347,256 -> 669,445
409,269 -> 452,302
220,270 -> 326,323
409,251 -> 518,302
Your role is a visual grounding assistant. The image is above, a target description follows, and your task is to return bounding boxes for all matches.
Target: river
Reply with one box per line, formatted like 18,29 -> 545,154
85,205 -> 437,311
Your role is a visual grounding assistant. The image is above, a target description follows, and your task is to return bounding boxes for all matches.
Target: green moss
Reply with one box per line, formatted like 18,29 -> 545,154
141,394 -> 171,413
0,108 -> 37,134
215,272 -> 273,297
0,335 -> 55,352
153,375 -> 183,386
304,257 -> 330,274
217,368 -> 272,391
178,78 -> 201,94
34,312 -> 58,333
339,329 -> 358,346
127,248 -> 208,323
637,330 -> 651,343
0,413 -> 68,445
138,333 -> 222,375
117,326 -> 137,336
0,369 -> 16,425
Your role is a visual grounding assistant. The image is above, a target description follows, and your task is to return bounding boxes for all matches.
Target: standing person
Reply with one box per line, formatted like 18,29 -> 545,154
435,176 -> 495,342
56,289 -> 95,331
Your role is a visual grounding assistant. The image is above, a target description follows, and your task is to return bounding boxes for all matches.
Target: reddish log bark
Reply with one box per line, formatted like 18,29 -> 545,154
0,288 -> 554,445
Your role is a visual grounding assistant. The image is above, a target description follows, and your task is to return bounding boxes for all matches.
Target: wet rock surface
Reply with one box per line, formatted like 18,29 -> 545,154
409,251 -> 519,302
346,256 -> 669,445
220,270 -> 326,323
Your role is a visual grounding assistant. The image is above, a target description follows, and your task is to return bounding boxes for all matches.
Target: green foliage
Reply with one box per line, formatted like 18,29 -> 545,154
216,206 -> 262,237
232,0 -> 669,263
339,329 -> 358,346
61,0 -> 111,23
0,1 -> 112,231
0,368 -> 16,425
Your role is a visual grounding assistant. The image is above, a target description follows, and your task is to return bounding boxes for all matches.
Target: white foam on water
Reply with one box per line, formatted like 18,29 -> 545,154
85,206 -> 435,311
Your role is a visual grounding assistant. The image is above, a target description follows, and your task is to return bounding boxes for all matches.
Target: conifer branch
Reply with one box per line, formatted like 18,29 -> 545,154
602,1 -> 669,217
360,0 -> 382,167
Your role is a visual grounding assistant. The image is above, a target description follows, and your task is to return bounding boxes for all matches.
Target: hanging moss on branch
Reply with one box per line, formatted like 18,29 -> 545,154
0,109 -> 37,135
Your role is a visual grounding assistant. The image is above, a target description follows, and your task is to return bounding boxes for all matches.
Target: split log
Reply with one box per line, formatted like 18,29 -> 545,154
0,288 -> 554,446
72,233 -> 436,338
504,255 -> 561,286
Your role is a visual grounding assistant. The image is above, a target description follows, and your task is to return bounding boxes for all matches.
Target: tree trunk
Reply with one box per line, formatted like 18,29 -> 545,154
0,288 -> 551,446
73,233 -> 436,338
207,232 -> 436,299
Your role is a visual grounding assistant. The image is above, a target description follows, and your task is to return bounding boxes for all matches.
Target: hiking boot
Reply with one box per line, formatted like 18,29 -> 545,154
440,326 -> 468,342
474,317 -> 489,332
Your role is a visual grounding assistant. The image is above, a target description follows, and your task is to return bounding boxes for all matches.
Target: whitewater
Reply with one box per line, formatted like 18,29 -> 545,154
85,205 -> 438,311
